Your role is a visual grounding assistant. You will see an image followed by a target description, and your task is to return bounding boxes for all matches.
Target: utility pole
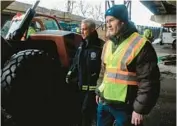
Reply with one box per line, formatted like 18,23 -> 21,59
67,0 -> 71,12
67,0 -> 75,13
105,0 -> 115,12
66,0 -> 75,23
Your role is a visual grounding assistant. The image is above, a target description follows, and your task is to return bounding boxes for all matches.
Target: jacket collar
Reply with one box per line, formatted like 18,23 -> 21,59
84,30 -> 101,47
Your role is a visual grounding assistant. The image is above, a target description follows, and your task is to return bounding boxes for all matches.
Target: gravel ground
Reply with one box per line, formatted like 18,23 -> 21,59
143,44 -> 176,126
143,72 -> 176,126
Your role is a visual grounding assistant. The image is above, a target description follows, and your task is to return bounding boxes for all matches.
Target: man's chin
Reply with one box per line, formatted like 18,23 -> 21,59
106,32 -> 114,37
82,36 -> 86,39
109,31 -> 116,36
109,34 -> 116,38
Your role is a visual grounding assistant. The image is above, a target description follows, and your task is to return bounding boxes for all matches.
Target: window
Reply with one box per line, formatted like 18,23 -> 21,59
35,21 -> 42,32
1,20 -> 11,38
44,19 -> 59,30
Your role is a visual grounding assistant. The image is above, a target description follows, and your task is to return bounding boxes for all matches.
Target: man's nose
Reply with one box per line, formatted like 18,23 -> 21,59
107,23 -> 111,28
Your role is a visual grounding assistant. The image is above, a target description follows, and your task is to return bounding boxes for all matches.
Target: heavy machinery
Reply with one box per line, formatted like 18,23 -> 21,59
1,12 -> 63,38
1,1 -> 82,126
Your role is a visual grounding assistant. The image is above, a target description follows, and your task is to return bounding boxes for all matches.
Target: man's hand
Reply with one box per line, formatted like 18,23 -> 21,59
131,111 -> 143,126
96,95 -> 101,104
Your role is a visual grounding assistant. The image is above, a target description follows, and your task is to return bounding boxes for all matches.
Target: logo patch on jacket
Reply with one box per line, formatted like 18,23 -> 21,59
90,52 -> 96,60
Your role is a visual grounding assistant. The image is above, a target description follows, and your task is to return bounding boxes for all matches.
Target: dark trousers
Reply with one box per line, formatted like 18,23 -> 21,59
80,91 -> 97,126
97,102 -> 143,126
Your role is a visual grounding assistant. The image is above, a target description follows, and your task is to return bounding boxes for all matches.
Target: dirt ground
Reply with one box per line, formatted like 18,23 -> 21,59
143,44 -> 176,126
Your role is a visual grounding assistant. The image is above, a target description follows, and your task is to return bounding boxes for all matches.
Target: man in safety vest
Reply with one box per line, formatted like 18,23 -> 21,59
27,22 -> 36,38
143,28 -> 154,42
95,5 -> 160,126
76,27 -> 81,34
66,19 -> 103,126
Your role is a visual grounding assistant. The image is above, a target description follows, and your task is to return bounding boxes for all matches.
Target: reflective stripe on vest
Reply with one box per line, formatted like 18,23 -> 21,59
105,68 -> 137,85
99,32 -> 147,102
120,36 -> 141,70
82,85 -> 96,91
107,72 -> 136,81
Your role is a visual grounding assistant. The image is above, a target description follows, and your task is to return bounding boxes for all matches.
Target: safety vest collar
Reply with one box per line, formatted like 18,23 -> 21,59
105,32 -> 146,70
104,32 -> 141,67
112,32 -> 139,57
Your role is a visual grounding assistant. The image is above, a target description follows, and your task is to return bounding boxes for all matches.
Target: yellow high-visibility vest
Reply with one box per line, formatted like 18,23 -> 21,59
27,26 -> 36,38
98,32 -> 147,102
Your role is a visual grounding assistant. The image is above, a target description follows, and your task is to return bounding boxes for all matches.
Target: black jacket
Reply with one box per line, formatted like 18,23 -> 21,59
96,21 -> 160,115
67,30 -> 103,90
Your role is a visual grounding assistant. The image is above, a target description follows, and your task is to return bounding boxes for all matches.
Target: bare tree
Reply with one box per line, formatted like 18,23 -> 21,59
88,2 -> 105,22
64,0 -> 76,14
77,0 -> 91,17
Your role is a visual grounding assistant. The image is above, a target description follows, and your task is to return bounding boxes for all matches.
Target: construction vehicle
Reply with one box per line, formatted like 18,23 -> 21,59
1,13 -> 64,38
1,1 -> 82,126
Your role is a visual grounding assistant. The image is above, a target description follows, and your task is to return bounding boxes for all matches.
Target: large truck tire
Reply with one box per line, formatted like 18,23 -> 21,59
1,49 -> 45,99
1,49 -> 72,126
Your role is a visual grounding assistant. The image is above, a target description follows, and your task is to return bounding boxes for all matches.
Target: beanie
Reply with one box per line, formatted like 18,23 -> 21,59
105,4 -> 128,23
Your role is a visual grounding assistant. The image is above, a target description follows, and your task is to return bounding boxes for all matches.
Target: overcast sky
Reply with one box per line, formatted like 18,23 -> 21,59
16,0 -> 161,27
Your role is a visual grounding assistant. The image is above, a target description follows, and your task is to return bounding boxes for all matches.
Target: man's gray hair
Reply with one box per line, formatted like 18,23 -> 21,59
81,19 -> 96,29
